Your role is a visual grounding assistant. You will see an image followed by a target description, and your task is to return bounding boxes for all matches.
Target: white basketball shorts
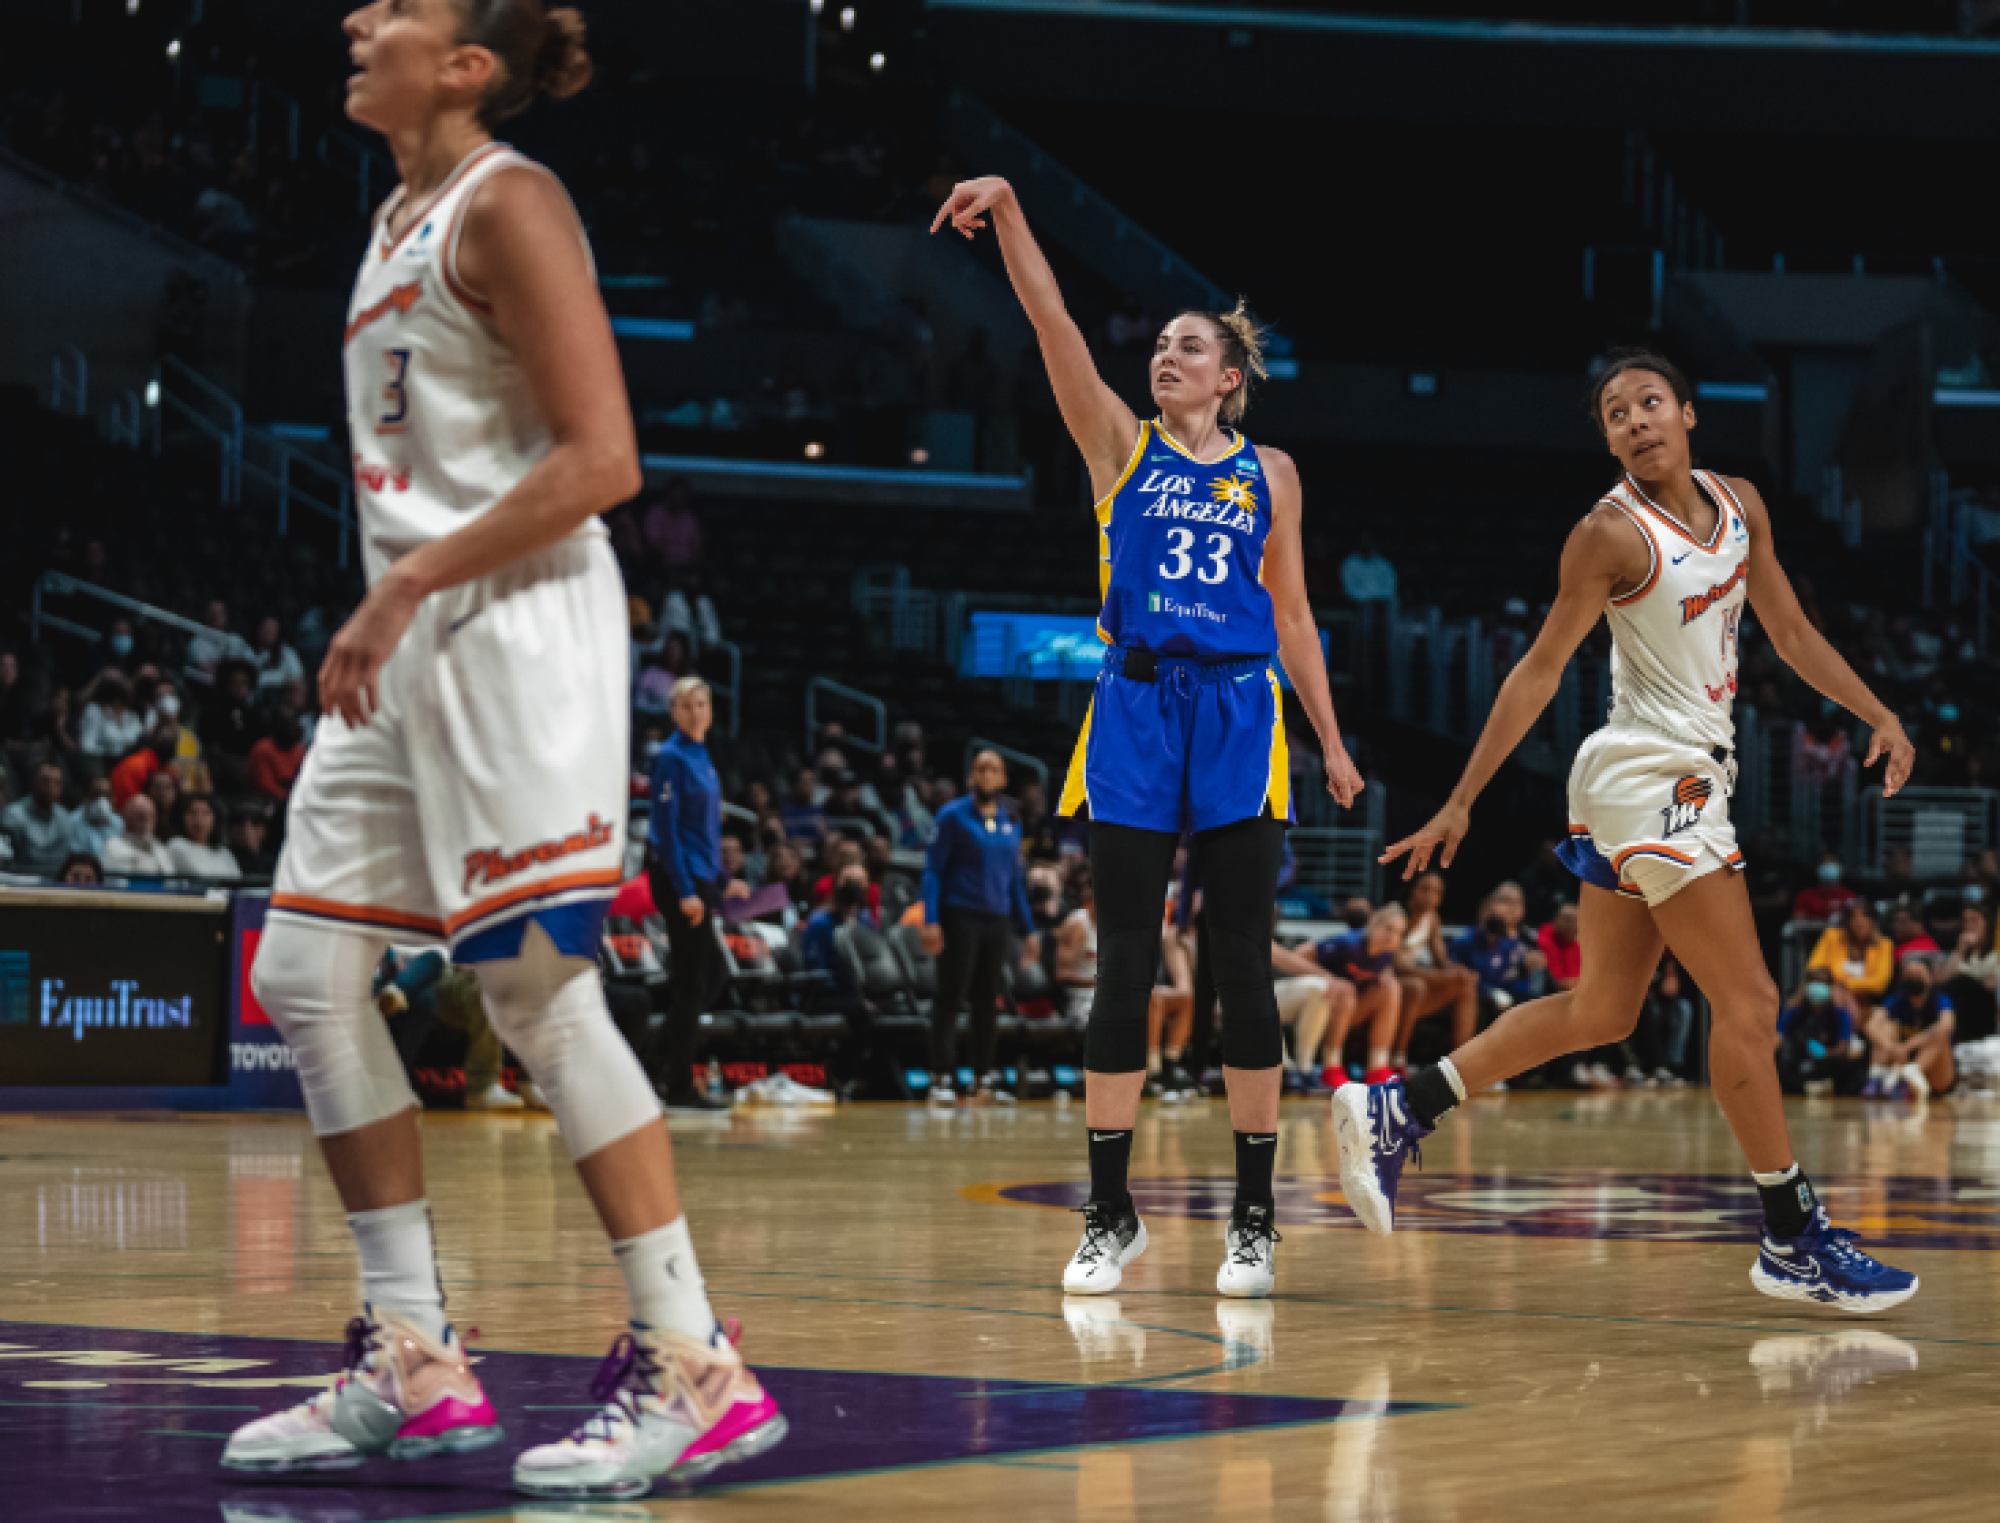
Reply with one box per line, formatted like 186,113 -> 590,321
1556,722 -> 1742,909
269,535 -> 630,961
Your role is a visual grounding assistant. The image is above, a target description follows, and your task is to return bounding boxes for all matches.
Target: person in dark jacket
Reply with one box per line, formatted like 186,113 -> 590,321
644,676 -> 729,1112
920,749 -> 1039,1106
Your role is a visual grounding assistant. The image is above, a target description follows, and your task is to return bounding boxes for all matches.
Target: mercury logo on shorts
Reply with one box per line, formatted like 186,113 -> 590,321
1661,776 -> 1713,838
462,814 -> 616,894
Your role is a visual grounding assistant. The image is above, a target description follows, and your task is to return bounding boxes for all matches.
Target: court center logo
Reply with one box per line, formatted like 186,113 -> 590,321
1661,775 -> 1713,837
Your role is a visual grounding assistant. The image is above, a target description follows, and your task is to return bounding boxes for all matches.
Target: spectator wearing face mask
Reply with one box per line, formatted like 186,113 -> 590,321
65,776 -> 123,858
1451,894 -> 1536,1016
1807,901 -> 1894,1013
100,794 -> 174,877
1864,957 -> 1955,1099
143,677 -> 209,792
1776,968 -> 1865,1096
800,862 -> 879,987
919,749 -> 1039,1107
644,676 -> 730,1113
1792,854 -> 1859,923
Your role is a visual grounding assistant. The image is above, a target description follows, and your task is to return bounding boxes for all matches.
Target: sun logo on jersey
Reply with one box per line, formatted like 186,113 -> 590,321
1661,775 -> 1713,837
1210,475 -> 1258,514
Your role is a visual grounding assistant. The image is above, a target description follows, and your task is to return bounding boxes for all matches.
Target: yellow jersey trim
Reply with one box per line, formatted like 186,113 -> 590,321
1265,670 -> 1291,821
1093,422 -> 1150,642
1152,419 -> 1246,465
1058,697 -> 1096,817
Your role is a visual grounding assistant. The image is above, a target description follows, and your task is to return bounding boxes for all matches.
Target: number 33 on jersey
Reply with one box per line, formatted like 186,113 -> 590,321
1093,419 -> 1278,659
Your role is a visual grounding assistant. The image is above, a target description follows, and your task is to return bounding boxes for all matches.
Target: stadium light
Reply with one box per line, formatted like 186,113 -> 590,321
166,38 -> 180,58
870,52 -> 885,72
144,381 -> 160,407
840,7 -> 855,31
910,447 -> 929,466
804,441 -> 826,460
810,0 -> 823,11
127,0 -> 140,13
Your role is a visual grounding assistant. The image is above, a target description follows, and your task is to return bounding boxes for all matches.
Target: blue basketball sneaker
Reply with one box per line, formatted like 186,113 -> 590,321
1332,1080 -> 1431,1235
1751,1207 -> 1919,1314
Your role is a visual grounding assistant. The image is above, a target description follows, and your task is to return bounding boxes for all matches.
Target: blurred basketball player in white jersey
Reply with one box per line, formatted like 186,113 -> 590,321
1337,348 -> 1922,1313
221,1 -> 785,1498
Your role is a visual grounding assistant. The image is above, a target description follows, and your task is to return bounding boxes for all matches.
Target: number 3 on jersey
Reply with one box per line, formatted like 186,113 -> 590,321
377,348 -> 412,435
1159,528 -> 1231,586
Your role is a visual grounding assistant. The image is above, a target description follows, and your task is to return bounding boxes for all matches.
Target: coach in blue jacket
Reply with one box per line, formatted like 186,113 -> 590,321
646,675 -> 729,1111
921,749 -> 1039,1103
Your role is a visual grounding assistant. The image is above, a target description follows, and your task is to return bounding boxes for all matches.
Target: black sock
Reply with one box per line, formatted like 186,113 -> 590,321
1405,1064 -> 1460,1131
1755,1164 -> 1818,1240
1088,1128 -> 1135,1210
1233,1130 -> 1278,1210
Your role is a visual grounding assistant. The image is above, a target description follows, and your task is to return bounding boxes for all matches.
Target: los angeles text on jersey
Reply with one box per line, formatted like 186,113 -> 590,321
1132,470 -> 1259,534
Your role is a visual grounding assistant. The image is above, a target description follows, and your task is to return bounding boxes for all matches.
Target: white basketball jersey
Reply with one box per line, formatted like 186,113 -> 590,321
1600,470 -> 1751,753
343,141 -> 602,584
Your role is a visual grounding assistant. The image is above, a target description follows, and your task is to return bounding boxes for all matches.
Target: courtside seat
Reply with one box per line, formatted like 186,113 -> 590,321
694,1010 -> 745,1058
888,923 -> 937,1001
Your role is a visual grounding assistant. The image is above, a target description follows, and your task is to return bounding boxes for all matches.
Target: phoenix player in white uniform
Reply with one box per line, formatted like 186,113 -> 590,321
1335,348 -> 1921,1312
221,0 -> 785,1498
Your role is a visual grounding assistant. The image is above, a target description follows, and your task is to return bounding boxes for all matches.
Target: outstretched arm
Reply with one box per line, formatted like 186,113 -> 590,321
1733,477 -> 1913,796
1260,447 -> 1361,808
932,177 -> 1138,492
1381,505 -> 1648,877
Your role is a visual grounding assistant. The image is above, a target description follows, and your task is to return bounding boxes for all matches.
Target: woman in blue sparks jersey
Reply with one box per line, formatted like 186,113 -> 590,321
934,177 -> 1361,1299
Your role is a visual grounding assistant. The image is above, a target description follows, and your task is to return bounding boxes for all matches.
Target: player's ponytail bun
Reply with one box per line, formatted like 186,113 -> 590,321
462,0 -> 594,126
1176,297 -> 1271,427
534,8 -> 594,102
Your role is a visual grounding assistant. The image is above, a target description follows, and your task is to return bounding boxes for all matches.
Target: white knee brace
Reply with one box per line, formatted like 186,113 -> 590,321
474,923 -> 659,1159
251,920 -> 416,1138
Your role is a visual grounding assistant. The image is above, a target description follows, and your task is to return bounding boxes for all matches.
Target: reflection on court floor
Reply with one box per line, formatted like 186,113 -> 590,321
988,1172 -> 2000,1249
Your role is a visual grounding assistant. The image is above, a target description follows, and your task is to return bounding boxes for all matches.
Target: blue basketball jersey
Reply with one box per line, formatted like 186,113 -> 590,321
1095,420 -> 1278,659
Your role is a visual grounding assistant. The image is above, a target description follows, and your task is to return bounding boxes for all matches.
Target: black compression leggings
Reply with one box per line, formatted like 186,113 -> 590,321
1083,817 -> 1288,1074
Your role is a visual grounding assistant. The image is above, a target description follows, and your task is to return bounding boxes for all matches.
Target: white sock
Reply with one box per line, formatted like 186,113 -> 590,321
349,1200 -> 448,1342
1869,1065 -> 1888,1081
1437,1056 -> 1469,1104
1750,1162 -> 1799,1188
613,1217 -> 718,1342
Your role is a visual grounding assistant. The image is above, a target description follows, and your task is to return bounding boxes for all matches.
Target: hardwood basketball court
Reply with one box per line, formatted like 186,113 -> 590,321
2,1090 -> 1990,1520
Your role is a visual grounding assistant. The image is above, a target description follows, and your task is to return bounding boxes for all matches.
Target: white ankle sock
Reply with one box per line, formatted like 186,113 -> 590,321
613,1217 -> 718,1342
1437,1056 -> 1469,1104
348,1200 -> 448,1342
1750,1162 -> 1799,1188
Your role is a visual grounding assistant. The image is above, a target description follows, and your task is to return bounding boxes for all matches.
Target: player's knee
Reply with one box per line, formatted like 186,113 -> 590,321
474,927 -> 659,1157
1208,927 -> 1284,1070
1084,929 -> 1153,1072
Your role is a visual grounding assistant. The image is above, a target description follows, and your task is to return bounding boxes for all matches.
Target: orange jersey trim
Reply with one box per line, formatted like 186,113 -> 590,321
1605,497 -> 1661,607
1610,842 -> 1697,872
270,893 -> 445,936
446,866 -> 624,937
1623,473 -> 1725,552
376,142 -> 510,262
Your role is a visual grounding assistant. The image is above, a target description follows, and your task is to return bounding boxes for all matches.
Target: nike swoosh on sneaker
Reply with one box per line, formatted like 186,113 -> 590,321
1762,1252 -> 1822,1282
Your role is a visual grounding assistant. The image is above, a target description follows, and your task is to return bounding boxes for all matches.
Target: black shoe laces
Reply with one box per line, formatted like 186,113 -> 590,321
1228,1213 -> 1280,1267
1073,1204 -> 1130,1267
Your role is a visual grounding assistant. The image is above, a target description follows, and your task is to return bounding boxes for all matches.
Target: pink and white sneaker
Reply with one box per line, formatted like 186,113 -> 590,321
220,1311 -> 502,1472
512,1320 -> 787,1499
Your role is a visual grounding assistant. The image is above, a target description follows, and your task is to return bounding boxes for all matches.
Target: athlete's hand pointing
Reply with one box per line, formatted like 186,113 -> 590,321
319,567 -> 422,730
1864,715 -> 1916,799
1381,801 -> 1471,880
1323,744 -> 1364,810
930,176 -> 1015,240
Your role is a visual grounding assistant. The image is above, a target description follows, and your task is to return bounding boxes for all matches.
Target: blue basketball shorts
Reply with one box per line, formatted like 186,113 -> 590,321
1057,649 -> 1293,835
